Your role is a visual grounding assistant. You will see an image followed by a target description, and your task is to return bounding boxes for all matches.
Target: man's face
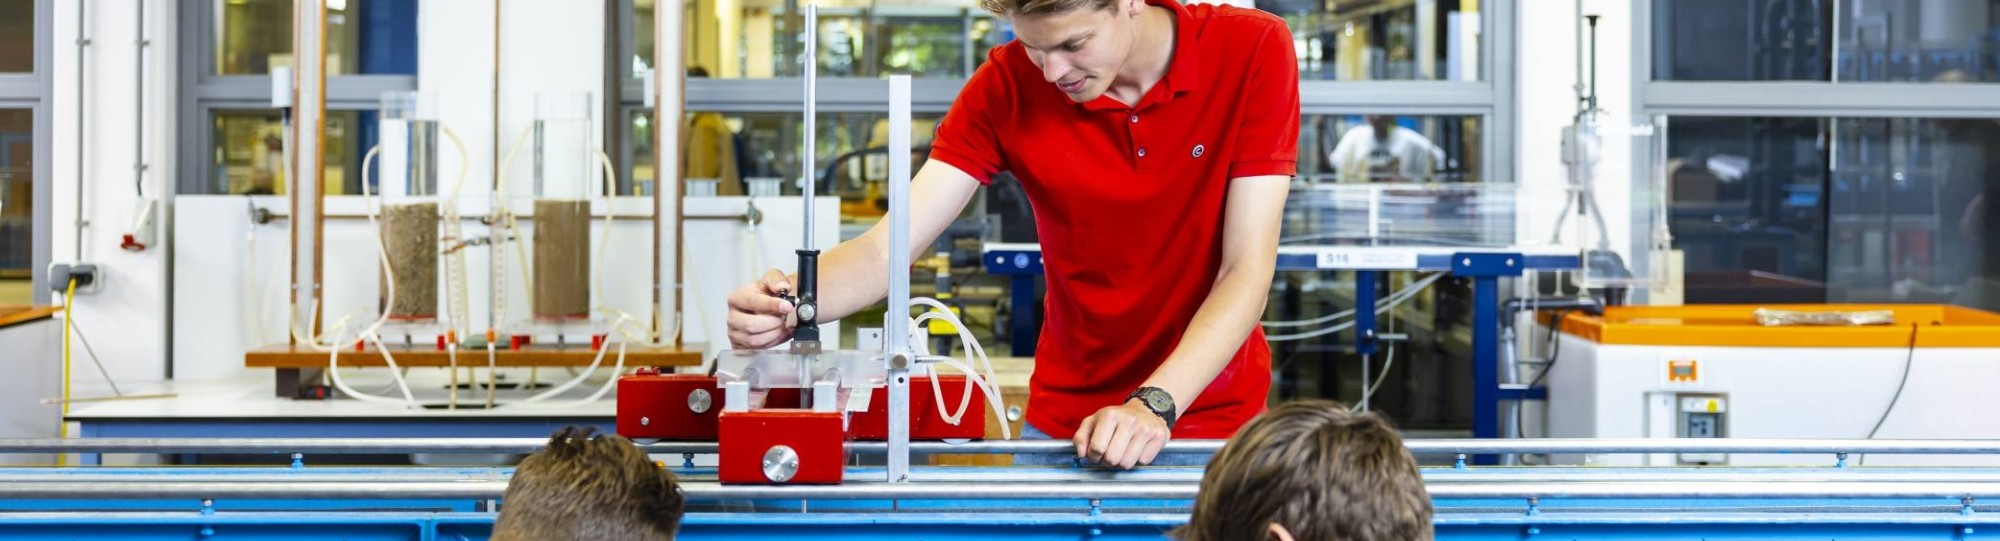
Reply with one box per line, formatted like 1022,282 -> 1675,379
1011,0 -> 1141,103
1368,115 -> 1394,139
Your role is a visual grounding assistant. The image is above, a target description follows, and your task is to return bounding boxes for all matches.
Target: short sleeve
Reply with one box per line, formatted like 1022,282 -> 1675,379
928,49 -> 1013,185
1228,24 -> 1301,179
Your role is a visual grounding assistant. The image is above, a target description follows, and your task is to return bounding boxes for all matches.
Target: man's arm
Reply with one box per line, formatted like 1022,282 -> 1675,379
1074,174 -> 1291,467
725,160 -> 983,348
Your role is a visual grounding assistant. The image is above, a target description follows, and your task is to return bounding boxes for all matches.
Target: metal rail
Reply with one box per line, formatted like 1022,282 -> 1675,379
13,438 -> 2000,456
16,479 -> 2000,501
22,467 -> 2000,486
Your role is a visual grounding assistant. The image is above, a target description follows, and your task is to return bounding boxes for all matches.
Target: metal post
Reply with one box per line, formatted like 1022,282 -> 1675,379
290,0 -> 325,345
1355,271 -> 1379,355
1011,275 -> 1037,356
1355,270 -> 1379,412
800,4 -> 817,246
791,3 -> 823,347
884,75 -> 914,483
1473,275 -> 1500,445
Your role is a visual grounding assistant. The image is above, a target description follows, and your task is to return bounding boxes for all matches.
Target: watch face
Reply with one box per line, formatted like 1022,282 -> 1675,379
1142,390 -> 1172,413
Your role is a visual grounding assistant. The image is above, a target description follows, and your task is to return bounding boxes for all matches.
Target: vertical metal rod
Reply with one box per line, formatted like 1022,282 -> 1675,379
73,0 -> 87,261
1472,275 -> 1501,461
290,0 -> 324,342
801,3 -> 817,248
1355,270 -> 1378,412
133,0 -> 146,198
885,75 -> 913,483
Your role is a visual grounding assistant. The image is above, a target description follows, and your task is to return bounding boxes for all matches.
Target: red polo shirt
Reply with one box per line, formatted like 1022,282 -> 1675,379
928,0 -> 1299,439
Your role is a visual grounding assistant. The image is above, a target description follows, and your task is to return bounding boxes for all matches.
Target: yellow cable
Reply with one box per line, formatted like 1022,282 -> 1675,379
57,279 -> 75,467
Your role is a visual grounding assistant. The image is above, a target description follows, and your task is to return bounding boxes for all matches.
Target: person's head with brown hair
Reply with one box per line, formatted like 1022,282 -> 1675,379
493,426 -> 686,541
1179,400 -> 1433,541
975,0 -> 1174,105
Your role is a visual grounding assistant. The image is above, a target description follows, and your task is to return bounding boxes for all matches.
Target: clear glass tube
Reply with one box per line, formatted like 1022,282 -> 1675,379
531,92 -> 596,321
377,91 -> 441,322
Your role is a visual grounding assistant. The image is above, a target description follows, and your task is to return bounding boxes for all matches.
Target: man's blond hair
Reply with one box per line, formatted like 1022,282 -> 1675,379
1179,400 -> 1434,541
979,0 -> 1119,17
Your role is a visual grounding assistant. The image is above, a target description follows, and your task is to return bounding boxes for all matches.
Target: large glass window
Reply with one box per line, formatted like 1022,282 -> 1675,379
188,0 -> 417,196
0,0 -> 30,73
673,0 -> 1480,80
1666,115 -> 2000,310
0,109 -> 29,304
214,0 -> 419,76
1836,0 -> 2000,82
1258,0 -> 1483,81
207,110 -> 369,196
672,0 -> 1004,79
1655,0 -> 2000,82
1301,114 -> 1481,183
673,110 -> 943,201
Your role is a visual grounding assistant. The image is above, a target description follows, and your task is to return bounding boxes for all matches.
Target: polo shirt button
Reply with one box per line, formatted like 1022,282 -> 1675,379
1137,147 -> 1148,157
1129,115 -> 1139,124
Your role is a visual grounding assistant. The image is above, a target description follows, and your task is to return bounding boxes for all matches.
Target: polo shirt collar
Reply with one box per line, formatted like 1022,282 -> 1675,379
1079,0 -> 1199,111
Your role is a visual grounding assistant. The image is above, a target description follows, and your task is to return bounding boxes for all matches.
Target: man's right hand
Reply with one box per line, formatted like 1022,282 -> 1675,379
726,269 -> 798,349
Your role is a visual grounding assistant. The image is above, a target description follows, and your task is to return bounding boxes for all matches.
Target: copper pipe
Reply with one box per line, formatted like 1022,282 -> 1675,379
670,61 -> 686,347
312,0 -> 328,335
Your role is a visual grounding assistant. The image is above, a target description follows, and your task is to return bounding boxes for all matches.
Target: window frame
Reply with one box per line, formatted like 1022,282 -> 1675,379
175,0 -> 416,197
1632,0 -> 2000,303
0,0 -> 52,302
616,0 -> 1517,191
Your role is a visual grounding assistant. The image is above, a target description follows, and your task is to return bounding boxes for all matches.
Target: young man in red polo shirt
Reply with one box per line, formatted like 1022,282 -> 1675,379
726,0 -> 1297,469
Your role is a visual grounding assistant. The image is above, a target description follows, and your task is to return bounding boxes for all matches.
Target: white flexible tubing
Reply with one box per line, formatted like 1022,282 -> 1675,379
436,125 -> 472,410
287,299 -> 337,352
438,125 -> 472,341
907,297 -> 1010,440
914,352 -> 975,426
323,322 -> 422,407
1360,341 -> 1396,411
918,354 -> 1009,440
515,314 -> 643,405
911,313 -> 979,424
1263,274 -> 1442,342
354,145 -> 421,409
910,298 -> 999,396
1261,272 -> 1444,328
590,149 -> 615,325
365,331 -> 422,406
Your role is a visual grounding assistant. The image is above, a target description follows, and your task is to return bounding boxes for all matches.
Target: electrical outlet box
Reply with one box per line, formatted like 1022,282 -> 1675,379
1676,393 -> 1728,465
48,263 -> 104,295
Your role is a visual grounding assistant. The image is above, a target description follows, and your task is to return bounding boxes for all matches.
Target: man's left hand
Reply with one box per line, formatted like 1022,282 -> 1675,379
1073,400 -> 1170,469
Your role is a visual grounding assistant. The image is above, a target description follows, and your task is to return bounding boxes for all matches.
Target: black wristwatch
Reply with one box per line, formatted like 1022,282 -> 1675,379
1127,387 -> 1178,429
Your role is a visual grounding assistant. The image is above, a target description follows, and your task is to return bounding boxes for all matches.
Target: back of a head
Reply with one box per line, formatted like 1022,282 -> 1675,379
493,426 -> 685,541
1180,400 -> 1433,541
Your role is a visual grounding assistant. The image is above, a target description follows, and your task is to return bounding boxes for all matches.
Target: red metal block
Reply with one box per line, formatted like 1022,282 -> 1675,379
615,374 -> 722,440
718,410 -> 846,484
847,375 -> 987,441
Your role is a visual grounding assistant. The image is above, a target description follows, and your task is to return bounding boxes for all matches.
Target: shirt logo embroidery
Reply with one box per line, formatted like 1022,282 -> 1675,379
1192,144 -> 1205,158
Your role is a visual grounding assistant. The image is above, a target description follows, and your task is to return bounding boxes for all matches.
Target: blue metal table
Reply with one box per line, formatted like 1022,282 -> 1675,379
983,243 -> 1583,444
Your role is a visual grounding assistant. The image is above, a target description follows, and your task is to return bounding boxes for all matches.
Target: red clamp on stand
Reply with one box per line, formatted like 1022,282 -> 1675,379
848,375 -> 987,440
590,334 -> 607,351
616,373 -> 724,440
509,335 -> 531,350
718,410 -> 845,484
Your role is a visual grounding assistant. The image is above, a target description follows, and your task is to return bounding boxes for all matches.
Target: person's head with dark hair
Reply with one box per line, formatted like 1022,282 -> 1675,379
1179,400 -> 1433,541
688,66 -> 710,78
493,426 -> 686,541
